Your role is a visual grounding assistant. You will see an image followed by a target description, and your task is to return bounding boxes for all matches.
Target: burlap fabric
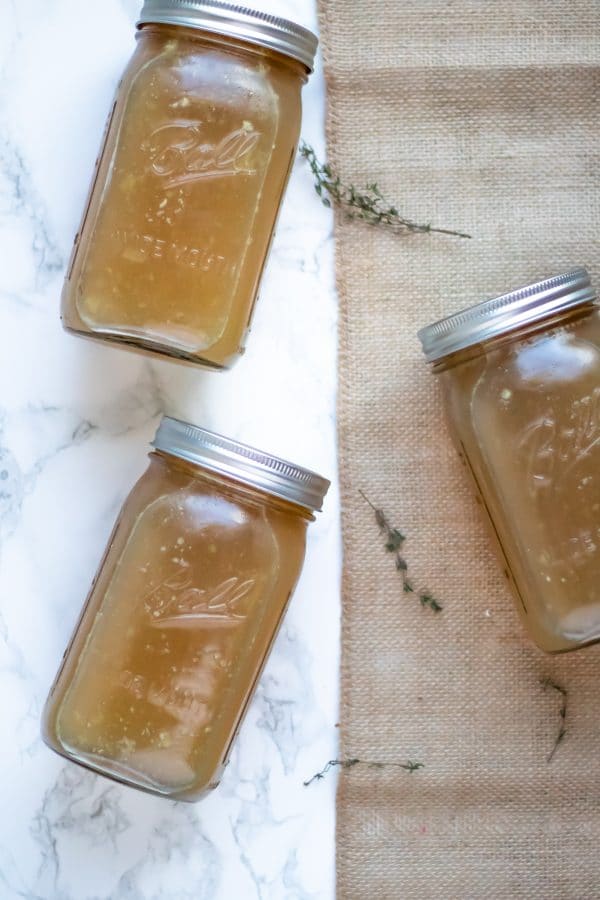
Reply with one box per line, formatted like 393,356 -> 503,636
317,2 -> 600,897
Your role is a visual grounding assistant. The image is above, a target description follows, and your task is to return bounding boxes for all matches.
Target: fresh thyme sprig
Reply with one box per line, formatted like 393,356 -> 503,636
300,142 -> 471,239
541,677 -> 568,763
304,757 -> 424,787
359,490 -> 443,613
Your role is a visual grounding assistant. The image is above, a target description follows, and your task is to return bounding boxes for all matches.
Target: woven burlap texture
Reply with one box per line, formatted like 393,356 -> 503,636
317,2 -> 600,897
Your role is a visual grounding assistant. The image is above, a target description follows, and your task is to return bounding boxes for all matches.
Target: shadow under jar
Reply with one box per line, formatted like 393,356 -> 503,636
42,418 -> 329,800
61,1 -> 317,369
419,268 -> 600,654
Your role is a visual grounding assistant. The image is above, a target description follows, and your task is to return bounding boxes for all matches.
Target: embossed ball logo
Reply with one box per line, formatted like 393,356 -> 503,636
518,387 -> 600,495
143,121 -> 261,189
143,570 -> 255,627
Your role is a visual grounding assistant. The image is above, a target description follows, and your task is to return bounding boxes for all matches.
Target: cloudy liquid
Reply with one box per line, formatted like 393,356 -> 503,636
438,307 -> 600,652
42,455 -> 308,799
62,25 -> 304,368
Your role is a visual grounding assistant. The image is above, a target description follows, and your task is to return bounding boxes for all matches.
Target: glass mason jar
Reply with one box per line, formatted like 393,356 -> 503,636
42,418 -> 329,800
418,268 -> 600,654
61,1 -> 317,369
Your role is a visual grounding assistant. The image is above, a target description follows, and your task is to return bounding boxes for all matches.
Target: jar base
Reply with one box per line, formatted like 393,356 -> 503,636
41,730 -> 216,803
62,322 -> 235,371
533,630 -> 600,654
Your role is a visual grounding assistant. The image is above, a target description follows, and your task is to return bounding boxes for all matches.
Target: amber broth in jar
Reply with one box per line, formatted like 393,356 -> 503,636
62,23 -> 308,368
435,298 -> 600,652
43,451 -> 314,799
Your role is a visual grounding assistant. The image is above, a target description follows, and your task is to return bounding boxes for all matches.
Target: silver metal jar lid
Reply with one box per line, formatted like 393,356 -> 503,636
418,268 -> 596,364
137,0 -> 318,72
152,417 -> 330,512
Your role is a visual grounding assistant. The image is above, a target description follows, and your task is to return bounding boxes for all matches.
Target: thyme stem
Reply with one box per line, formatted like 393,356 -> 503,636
300,142 -> 471,240
304,757 -> 424,787
360,490 -> 443,613
541,677 -> 568,763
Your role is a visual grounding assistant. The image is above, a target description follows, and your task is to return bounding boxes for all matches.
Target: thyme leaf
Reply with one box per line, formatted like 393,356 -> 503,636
359,490 -> 443,613
541,677 -> 568,763
300,142 -> 471,239
304,757 -> 424,786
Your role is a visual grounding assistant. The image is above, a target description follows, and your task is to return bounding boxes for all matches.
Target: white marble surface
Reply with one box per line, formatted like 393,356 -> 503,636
0,1 -> 340,897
